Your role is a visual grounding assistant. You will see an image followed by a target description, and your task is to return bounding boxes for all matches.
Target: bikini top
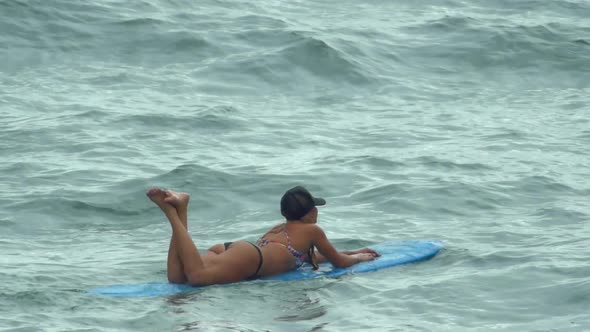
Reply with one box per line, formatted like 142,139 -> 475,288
257,224 -> 306,267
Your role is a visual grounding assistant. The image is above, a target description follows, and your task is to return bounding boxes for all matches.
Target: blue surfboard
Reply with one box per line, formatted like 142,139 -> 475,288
89,240 -> 443,297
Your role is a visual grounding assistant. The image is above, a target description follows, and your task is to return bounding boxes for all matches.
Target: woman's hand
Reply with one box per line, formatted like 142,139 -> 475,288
351,252 -> 378,263
352,248 -> 381,257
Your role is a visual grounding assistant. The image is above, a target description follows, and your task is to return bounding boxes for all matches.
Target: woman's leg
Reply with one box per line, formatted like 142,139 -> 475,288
168,190 -> 190,283
147,188 -> 208,284
148,188 -> 264,285
148,189 -> 192,283
159,189 -> 222,282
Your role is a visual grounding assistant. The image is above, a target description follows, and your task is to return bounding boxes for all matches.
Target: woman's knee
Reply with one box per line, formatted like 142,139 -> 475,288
186,270 -> 215,286
168,275 -> 186,284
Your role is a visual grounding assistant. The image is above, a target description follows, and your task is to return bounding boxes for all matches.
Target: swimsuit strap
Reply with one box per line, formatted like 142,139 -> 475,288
246,242 -> 263,280
283,226 -> 306,265
225,241 -> 263,280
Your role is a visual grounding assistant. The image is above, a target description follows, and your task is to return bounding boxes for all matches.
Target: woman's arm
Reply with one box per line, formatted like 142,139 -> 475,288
310,225 -> 377,268
312,248 -> 380,264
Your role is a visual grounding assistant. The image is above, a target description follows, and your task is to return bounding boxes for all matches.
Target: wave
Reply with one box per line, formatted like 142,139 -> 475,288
501,175 -> 580,194
1,1 -> 374,88
317,155 -> 406,169
8,197 -> 144,218
410,156 -> 495,172
114,105 -> 245,131
0,1 -> 214,69
112,17 -> 168,28
196,29 -> 376,89
533,206 -> 588,225
401,13 -> 590,72
278,33 -> 374,85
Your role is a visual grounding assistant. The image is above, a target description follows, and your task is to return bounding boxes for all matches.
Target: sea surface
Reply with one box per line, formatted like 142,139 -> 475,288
1,0 -> 589,331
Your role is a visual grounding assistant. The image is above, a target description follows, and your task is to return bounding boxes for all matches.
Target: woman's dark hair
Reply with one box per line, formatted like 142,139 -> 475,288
308,246 -> 319,270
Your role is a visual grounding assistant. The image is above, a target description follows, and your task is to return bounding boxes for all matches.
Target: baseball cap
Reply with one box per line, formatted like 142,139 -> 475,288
280,186 -> 326,220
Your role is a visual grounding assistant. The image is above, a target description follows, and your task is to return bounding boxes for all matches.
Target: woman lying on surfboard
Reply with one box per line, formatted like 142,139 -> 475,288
147,186 -> 380,285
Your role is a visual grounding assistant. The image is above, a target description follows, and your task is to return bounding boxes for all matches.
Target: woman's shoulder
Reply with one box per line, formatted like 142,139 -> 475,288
291,222 -> 324,236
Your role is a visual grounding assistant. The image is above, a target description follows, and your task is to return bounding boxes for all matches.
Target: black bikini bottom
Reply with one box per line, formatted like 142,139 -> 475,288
223,241 -> 263,280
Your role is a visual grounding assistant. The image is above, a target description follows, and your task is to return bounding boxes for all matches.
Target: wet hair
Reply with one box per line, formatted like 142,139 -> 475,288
308,246 -> 319,270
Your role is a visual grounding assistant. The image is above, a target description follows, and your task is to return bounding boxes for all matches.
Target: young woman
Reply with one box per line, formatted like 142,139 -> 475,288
148,186 -> 379,285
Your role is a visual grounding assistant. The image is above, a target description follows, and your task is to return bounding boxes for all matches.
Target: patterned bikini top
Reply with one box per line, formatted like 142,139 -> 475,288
256,225 -> 306,267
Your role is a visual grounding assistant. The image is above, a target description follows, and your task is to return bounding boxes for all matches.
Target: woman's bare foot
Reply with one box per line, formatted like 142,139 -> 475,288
163,190 -> 190,211
146,188 -> 175,212
147,188 -> 190,229
147,188 -> 187,232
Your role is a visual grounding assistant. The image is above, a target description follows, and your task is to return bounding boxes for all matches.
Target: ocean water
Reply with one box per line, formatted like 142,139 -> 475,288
1,0 -> 589,331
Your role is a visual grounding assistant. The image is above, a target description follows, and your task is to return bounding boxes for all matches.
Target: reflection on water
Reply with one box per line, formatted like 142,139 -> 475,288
177,320 -> 271,332
274,289 -> 327,322
166,290 -> 204,307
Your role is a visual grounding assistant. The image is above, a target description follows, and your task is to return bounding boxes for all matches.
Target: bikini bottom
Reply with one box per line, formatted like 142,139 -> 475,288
223,241 -> 262,280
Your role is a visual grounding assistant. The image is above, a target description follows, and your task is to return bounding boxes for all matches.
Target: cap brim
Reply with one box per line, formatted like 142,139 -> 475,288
313,197 -> 326,206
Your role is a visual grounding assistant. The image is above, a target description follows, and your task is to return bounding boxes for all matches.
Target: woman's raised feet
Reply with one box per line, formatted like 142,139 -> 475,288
146,188 -> 174,211
146,188 -> 190,213
163,190 -> 190,211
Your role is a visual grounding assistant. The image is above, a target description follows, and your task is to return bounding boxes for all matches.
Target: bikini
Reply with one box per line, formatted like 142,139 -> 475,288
223,241 -> 263,280
256,225 -> 307,268
222,225 -> 306,280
